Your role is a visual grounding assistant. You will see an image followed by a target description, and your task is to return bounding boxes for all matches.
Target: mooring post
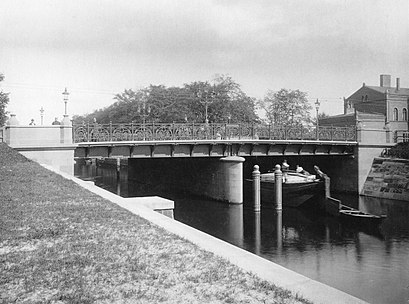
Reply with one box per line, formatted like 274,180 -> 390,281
252,165 -> 261,212
324,175 -> 331,199
116,157 -> 121,180
276,210 -> 283,252
274,164 -> 283,210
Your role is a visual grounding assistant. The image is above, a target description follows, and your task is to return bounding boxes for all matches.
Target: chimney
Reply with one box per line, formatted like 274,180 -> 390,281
396,78 -> 400,90
380,74 -> 391,87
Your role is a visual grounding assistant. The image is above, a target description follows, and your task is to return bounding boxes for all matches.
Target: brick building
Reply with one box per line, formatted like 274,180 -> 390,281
320,74 -> 409,143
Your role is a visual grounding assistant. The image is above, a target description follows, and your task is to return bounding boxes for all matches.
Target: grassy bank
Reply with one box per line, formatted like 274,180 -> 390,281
0,143 -> 310,303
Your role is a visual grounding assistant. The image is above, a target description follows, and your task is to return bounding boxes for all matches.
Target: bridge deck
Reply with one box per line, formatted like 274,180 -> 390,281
75,139 -> 357,158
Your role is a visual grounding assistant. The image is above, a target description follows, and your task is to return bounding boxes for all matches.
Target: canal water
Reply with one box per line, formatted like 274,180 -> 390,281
75,162 -> 409,304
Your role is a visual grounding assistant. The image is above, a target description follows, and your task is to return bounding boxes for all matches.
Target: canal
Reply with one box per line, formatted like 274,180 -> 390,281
75,162 -> 409,304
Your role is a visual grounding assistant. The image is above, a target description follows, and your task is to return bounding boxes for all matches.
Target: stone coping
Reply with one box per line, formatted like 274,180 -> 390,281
122,196 -> 174,210
41,164 -> 368,304
11,144 -> 78,150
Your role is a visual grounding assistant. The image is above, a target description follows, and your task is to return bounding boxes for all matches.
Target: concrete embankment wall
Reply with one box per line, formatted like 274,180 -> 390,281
361,157 -> 409,201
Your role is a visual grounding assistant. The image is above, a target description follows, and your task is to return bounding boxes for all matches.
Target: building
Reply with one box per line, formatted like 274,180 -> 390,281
320,74 -> 409,143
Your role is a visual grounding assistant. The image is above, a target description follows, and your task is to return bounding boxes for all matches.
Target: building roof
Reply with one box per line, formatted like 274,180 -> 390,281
365,85 -> 409,96
320,111 -> 384,122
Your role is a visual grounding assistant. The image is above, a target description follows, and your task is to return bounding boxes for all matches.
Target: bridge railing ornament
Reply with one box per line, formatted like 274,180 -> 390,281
73,122 -> 357,143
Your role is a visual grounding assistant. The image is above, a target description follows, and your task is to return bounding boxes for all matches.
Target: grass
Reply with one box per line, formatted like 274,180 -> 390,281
0,142 -> 312,303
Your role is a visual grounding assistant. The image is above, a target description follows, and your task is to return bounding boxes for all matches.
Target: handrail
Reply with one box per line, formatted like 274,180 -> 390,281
394,130 -> 409,143
72,122 -> 357,143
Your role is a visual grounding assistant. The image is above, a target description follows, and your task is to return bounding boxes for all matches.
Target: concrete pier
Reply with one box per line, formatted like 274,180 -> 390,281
219,156 -> 246,204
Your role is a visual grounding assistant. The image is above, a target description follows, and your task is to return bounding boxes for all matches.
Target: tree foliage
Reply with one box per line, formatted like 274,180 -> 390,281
73,75 -> 259,124
0,74 -> 10,126
258,88 -> 312,126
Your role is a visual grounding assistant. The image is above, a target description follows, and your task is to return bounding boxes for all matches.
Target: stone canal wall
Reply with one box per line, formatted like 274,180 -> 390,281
361,157 -> 409,201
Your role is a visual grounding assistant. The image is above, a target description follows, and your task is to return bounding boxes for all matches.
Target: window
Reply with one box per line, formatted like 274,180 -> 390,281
403,108 -> 408,121
393,108 -> 399,121
365,95 -> 368,102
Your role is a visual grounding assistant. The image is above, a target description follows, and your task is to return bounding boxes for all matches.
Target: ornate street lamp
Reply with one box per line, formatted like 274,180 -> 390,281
40,107 -> 44,125
62,88 -> 69,116
315,99 -> 320,139
138,91 -> 151,140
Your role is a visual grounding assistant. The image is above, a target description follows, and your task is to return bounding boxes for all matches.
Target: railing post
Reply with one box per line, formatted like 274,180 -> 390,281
268,124 -> 271,140
87,123 -> 90,142
239,124 -> 242,140
109,121 -> 113,141
316,125 -> 319,140
152,121 -> 155,141
331,125 -> 334,141
172,122 -> 175,140
191,122 -> 195,140
131,121 -> 134,140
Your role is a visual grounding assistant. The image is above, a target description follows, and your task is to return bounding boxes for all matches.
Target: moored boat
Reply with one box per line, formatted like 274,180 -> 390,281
322,196 -> 386,226
244,170 -> 324,207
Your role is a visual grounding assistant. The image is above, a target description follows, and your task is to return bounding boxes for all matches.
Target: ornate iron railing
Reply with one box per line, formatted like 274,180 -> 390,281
73,122 -> 357,143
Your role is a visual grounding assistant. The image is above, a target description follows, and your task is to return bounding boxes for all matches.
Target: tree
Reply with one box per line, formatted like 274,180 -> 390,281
184,75 -> 259,123
318,112 -> 331,119
258,88 -> 312,126
0,74 -> 10,126
72,76 -> 260,124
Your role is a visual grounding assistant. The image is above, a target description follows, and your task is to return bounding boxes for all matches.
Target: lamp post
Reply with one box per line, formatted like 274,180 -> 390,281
138,91 -> 150,140
315,98 -> 320,139
196,86 -> 216,124
40,107 -> 44,125
62,88 -> 69,116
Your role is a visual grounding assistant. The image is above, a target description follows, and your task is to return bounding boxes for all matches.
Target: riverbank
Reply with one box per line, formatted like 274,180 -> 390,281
0,142 -> 312,303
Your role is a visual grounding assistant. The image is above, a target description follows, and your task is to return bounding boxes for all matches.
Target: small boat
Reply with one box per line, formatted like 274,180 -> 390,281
323,196 -> 386,226
244,170 -> 324,207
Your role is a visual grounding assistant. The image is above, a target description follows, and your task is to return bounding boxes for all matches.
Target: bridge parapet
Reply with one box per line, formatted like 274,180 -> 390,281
73,122 -> 356,143
4,116 -> 76,174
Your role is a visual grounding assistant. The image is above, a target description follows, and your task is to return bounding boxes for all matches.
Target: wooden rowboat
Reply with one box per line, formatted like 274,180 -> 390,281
323,196 -> 386,226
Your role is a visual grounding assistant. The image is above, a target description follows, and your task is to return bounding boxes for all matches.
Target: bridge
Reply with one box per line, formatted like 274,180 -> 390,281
73,122 -> 357,158
5,118 -> 395,204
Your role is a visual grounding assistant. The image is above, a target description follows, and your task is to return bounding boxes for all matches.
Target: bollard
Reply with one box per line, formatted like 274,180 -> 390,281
252,165 -> 261,212
276,210 -> 283,252
116,158 -> 121,179
274,164 -> 283,210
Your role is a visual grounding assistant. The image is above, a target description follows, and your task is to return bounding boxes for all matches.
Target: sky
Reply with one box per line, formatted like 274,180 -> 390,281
0,0 -> 408,124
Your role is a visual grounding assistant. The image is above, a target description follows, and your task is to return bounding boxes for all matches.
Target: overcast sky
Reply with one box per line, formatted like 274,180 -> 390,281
1,0 -> 408,124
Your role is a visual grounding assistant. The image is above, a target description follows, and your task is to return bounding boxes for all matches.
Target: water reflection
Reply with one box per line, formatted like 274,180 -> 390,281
75,161 -> 409,304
